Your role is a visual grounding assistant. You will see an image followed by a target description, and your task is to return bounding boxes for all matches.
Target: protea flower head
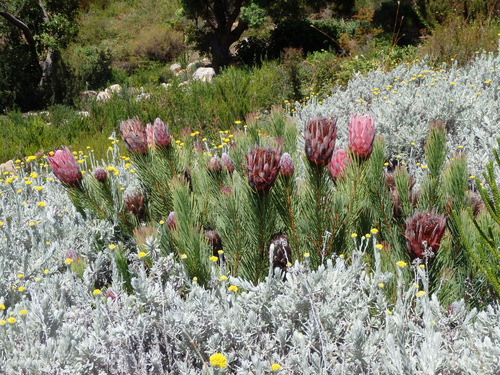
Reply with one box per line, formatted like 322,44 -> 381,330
47,147 -> 82,186
328,148 -> 349,180
205,229 -> 223,258
94,168 -> 108,183
124,191 -> 146,221
348,113 -> 375,159
106,287 -> 117,301
152,118 -> 171,148
279,153 -> 294,178
167,211 -> 177,230
221,153 -> 234,173
270,232 -> 292,274
246,146 -> 281,194
220,185 -> 232,195
208,156 -> 223,174
66,249 -> 78,260
304,117 -> 337,167
405,209 -> 446,259
120,117 -> 148,154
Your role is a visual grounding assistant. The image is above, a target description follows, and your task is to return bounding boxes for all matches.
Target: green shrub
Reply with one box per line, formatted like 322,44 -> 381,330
131,25 -> 186,62
417,17 -> 500,66
69,45 -> 113,90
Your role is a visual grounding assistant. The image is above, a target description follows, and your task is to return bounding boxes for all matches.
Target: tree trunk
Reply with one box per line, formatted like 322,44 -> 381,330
0,4 -> 54,87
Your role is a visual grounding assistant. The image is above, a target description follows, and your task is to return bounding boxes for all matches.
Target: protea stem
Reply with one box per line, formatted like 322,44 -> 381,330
253,193 -> 270,285
286,183 -> 300,262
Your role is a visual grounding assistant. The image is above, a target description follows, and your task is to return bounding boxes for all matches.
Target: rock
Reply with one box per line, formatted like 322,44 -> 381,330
202,57 -> 212,66
105,84 -> 122,96
0,160 -> 15,174
81,90 -> 97,98
96,91 -> 111,101
169,63 -> 182,74
135,92 -> 151,102
193,67 -> 216,82
161,83 -> 173,90
187,61 -> 203,74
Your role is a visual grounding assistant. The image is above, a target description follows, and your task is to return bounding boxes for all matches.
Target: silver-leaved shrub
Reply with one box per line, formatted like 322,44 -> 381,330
295,49 -> 500,177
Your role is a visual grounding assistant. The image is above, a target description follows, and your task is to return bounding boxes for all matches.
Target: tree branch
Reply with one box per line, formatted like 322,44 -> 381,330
0,11 -> 37,48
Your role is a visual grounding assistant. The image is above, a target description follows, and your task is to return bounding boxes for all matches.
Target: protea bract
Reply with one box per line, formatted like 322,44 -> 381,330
246,146 -> 281,194
120,117 -> 148,154
152,118 -> 171,148
328,148 -> 349,180
304,117 -> 337,167
124,191 -> 146,221
47,147 -> 82,186
348,114 -> 375,159
405,209 -> 446,259
279,153 -> 294,178
221,153 -> 234,173
94,168 -> 108,183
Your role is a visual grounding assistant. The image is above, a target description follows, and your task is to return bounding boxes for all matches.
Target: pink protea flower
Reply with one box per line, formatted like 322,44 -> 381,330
220,185 -> 232,195
405,209 -> 446,259
120,117 -> 148,154
167,211 -> 177,230
348,114 -> 375,159
152,118 -> 171,148
246,146 -> 281,194
66,249 -> 78,260
328,148 -> 349,180
304,117 -> 337,167
208,157 -> 223,174
279,152 -> 295,177
124,191 -> 146,221
106,287 -> 117,301
221,153 -> 234,173
94,168 -> 108,183
47,147 -> 82,186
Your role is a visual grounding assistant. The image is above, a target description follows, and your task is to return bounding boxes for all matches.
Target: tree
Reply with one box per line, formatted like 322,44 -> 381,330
0,0 -> 78,110
180,0 -> 336,72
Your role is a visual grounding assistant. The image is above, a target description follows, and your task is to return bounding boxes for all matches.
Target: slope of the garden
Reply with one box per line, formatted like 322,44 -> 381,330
0,53 -> 499,374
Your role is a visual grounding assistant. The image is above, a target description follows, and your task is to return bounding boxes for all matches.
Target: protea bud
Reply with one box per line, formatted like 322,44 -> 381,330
221,153 -> 234,173
279,153 -> 294,178
270,232 -> 292,274
66,249 -> 78,260
120,117 -> 148,154
167,211 -> 176,229
467,191 -> 485,217
246,146 -> 281,194
304,117 -> 337,167
124,191 -> 146,221
209,156 -> 223,173
106,287 -> 117,301
220,185 -> 232,195
405,209 -> 446,259
348,114 -> 375,159
47,147 -> 82,186
94,168 -> 108,183
328,148 -> 349,180
152,118 -> 171,148
205,229 -> 224,258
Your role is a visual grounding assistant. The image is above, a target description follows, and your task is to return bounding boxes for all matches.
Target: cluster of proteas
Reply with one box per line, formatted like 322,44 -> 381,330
304,114 -> 376,180
405,209 -> 446,260
120,117 -> 171,153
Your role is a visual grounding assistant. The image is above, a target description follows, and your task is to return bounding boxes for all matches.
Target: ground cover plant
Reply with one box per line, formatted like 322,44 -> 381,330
0,51 -> 499,373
